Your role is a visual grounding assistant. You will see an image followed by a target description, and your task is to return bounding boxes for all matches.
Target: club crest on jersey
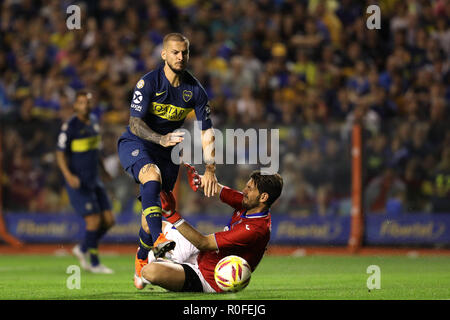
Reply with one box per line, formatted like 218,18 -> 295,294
182,90 -> 193,102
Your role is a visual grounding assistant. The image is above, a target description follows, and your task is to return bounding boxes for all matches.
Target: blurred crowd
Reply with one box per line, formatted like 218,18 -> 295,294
0,0 -> 449,217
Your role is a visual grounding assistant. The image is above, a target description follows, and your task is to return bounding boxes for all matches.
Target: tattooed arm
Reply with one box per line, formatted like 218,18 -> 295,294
129,116 -> 184,147
129,116 -> 161,144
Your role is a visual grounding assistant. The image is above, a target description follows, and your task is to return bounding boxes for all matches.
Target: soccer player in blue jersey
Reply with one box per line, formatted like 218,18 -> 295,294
117,33 -> 218,289
56,90 -> 115,274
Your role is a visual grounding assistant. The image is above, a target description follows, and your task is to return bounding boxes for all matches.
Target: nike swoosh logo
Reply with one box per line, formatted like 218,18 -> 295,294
155,91 -> 166,96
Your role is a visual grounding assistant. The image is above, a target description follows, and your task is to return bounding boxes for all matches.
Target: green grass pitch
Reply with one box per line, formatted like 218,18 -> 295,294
0,253 -> 449,300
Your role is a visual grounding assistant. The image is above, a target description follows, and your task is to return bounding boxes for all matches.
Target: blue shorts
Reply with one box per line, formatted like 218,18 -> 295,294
117,132 -> 180,192
66,181 -> 112,217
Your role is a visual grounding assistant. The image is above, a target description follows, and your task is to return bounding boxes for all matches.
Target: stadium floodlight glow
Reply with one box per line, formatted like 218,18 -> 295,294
171,121 -> 279,174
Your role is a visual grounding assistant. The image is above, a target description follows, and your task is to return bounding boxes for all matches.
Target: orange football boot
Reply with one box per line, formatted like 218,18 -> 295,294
134,248 -> 148,290
152,232 -> 176,259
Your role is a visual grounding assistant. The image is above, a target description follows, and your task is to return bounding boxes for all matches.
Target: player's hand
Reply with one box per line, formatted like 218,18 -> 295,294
160,131 -> 185,147
184,163 -> 201,192
160,191 -> 182,224
201,168 -> 219,197
66,174 -> 80,189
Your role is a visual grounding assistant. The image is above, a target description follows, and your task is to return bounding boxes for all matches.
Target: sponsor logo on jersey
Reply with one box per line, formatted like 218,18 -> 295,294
133,91 -> 143,104
155,91 -> 166,96
131,104 -> 142,112
150,102 -> 193,121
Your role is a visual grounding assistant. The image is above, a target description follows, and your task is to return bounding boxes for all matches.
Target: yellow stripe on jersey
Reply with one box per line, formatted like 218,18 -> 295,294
70,135 -> 101,152
151,102 -> 193,121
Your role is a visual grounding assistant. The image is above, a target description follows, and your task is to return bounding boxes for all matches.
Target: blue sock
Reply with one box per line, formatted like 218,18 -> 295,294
140,181 -> 162,243
137,227 -> 152,260
96,226 -> 109,241
85,230 -> 100,266
80,241 -> 87,253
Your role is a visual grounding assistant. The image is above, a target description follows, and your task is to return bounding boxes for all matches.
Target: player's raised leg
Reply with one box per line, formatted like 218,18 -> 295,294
134,163 -> 175,288
138,163 -> 175,257
133,213 -> 153,289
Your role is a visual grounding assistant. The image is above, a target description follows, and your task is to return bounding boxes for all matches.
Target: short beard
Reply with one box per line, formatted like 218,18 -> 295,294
168,62 -> 185,74
242,195 -> 260,210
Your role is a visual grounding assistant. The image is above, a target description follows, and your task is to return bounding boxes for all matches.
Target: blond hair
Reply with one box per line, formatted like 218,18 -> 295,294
163,33 -> 190,48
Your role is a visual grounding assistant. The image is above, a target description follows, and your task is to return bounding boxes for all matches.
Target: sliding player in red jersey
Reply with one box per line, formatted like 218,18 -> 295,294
137,165 -> 283,292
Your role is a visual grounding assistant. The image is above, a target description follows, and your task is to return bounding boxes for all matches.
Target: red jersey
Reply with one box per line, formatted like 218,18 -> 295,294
197,186 -> 271,292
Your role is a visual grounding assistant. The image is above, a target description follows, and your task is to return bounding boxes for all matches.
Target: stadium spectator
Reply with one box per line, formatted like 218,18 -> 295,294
403,157 -> 429,213
0,0 -> 449,218
429,145 -> 450,213
365,166 -> 407,214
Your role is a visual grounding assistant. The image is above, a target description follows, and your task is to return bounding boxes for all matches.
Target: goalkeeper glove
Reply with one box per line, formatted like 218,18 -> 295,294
160,191 -> 182,224
184,163 -> 201,192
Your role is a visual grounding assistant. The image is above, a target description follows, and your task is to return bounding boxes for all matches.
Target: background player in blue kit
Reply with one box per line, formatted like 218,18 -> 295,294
56,90 -> 115,274
117,33 -> 218,289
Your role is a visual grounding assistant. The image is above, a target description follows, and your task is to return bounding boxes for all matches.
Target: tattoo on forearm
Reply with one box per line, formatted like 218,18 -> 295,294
141,163 -> 159,174
130,117 -> 162,144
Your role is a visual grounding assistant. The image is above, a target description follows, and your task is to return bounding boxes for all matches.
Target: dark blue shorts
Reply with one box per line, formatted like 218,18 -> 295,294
66,181 -> 112,217
117,133 -> 180,192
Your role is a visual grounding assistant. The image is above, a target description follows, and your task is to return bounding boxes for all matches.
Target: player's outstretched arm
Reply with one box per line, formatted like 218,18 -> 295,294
129,116 -> 185,147
184,164 -> 242,209
184,163 -> 223,197
160,191 -> 217,251
200,128 -> 219,197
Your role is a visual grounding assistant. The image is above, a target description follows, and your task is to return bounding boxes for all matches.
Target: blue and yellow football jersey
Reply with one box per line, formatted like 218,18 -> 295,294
57,114 -> 101,188
127,64 -> 212,136
117,64 -> 213,190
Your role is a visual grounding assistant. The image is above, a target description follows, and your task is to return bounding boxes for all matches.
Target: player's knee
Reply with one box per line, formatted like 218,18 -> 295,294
102,211 -> 115,229
85,214 -> 101,230
141,263 -> 163,285
138,164 -> 162,184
